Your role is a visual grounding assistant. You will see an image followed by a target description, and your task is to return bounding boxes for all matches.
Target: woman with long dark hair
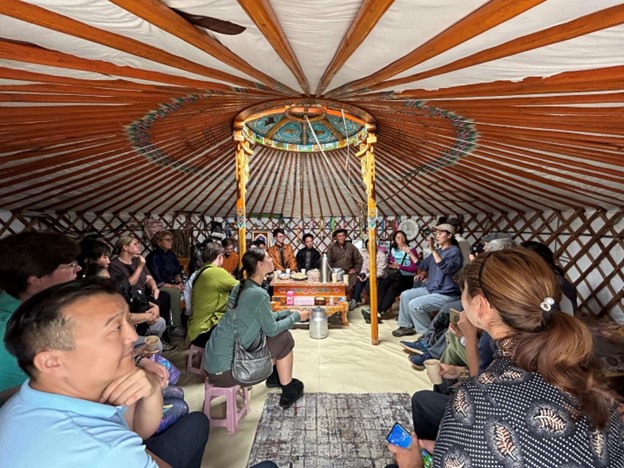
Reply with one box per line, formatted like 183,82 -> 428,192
204,248 -> 311,408
376,230 -> 419,318
388,249 -> 623,467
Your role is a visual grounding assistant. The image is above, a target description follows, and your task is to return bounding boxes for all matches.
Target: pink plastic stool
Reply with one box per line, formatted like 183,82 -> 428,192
186,345 -> 204,376
202,380 -> 251,434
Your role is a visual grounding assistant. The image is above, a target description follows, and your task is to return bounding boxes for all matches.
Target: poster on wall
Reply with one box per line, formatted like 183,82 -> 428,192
252,230 -> 271,247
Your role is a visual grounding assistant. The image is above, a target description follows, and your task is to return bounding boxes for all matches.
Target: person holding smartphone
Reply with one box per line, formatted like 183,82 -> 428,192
392,249 -> 623,466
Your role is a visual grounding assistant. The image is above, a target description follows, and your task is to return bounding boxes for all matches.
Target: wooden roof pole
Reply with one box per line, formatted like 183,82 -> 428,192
233,122 -> 252,268
357,125 -> 379,345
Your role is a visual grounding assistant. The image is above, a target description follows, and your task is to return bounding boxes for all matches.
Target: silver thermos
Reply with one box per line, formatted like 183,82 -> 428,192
321,253 -> 331,283
309,307 -> 328,339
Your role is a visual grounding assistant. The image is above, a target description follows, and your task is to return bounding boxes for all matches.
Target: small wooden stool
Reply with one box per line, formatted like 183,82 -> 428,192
202,380 -> 251,434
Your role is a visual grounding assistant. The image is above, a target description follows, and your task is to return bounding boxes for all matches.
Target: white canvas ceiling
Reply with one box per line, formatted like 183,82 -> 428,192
0,0 -> 622,218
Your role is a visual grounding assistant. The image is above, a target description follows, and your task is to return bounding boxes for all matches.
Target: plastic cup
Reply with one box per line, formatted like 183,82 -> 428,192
301,269 -> 306,274
343,275 -> 349,285
424,359 -> 443,385
331,272 -> 338,283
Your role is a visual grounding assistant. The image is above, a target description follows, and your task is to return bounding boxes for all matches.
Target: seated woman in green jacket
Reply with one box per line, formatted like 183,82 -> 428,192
204,248 -> 311,409
189,242 -> 238,347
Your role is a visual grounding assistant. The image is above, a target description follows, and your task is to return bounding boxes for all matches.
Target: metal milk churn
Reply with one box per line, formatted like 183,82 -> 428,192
309,306 -> 328,339
320,253 -> 331,283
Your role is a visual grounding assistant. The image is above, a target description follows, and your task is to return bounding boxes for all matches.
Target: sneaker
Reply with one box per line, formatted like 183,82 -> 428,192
400,340 -> 429,355
392,327 -> 416,337
170,326 -> 186,337
280,378 -> 304,409
161,340 -> 176,352
361,309 -> 371,323
409,351 -> 432,370
349,299 -> 357,311
361,309 -> 382,324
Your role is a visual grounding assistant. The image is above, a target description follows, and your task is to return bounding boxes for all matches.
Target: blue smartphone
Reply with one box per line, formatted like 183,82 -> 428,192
386,423 -> 433,468
386,422 -> 412,448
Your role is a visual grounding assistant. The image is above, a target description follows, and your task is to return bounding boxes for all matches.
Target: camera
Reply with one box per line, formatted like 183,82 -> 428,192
420,226 -> 431,237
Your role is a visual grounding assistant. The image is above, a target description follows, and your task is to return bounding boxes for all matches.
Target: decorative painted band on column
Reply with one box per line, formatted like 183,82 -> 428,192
234,127 -> 249,266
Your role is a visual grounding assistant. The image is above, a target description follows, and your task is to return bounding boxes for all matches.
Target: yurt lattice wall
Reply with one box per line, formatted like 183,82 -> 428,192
0,208 -> 621,318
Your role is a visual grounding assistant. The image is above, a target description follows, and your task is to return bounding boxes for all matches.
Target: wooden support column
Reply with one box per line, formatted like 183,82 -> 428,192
357,125 -> 379,344
233,124 -> 252,269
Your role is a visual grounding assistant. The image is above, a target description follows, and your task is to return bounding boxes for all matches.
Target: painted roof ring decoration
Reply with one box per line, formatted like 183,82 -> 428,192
236,99 -> 376,153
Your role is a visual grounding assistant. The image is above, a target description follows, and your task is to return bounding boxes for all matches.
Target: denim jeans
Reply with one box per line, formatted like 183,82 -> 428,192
397,287 -> 459,333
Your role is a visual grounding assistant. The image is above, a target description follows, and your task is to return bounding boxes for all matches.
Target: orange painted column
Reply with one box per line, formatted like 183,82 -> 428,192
358,125 -> 379,345
233,125 -> 252,269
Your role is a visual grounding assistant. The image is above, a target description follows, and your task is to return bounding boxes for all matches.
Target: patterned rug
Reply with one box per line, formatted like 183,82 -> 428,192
248,392 -> 412,468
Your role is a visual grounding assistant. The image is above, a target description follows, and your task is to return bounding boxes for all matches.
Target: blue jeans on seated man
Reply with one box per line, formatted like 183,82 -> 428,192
397,287 -> 459,334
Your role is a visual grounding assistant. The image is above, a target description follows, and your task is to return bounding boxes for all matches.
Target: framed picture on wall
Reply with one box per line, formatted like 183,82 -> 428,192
252,230 -> 271,248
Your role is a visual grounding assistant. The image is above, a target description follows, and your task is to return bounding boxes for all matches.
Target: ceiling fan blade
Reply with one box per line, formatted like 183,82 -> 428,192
172,8 -> 246,35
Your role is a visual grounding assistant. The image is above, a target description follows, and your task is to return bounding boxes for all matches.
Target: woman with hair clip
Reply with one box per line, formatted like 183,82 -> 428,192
204,248 -> 311,409
388,249 -> 623,467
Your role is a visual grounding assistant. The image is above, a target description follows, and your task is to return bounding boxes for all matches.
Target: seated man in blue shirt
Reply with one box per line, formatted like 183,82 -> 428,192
392,224 -> 463,337
0,278 -> 209,468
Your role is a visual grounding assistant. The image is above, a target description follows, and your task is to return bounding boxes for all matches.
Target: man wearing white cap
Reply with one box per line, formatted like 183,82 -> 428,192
392,224 -> 463,337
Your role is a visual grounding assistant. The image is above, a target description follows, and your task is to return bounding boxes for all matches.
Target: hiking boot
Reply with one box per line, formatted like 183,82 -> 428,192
392,327 -> 416,337
266,365 -> 281,388
409,351 -> 432,370
400,340 -> 428,355
280,378 -> 304,409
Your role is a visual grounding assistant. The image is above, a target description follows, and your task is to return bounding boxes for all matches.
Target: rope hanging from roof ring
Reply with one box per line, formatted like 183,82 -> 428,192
304,115 -> 363,207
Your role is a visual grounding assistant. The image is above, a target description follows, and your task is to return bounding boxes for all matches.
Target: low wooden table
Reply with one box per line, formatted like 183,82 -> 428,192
272,280 -> 350,326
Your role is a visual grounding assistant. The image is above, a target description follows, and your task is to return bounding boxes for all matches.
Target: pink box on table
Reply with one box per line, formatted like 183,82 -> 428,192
293,296 -> 315,306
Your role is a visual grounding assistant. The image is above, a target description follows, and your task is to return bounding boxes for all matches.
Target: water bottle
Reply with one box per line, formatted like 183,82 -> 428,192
320,253 -> 330,283
309,307 -> 328,339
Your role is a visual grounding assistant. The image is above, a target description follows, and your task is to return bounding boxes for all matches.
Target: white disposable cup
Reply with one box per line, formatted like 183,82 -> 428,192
343,275 -> 349,285
424,359 -> 443,385
331,272 -> 338,282
301,269 -> 306,274
285,268 -> 291,275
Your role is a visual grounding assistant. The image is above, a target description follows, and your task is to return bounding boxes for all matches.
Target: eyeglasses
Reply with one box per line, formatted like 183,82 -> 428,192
58,261 -> 81,270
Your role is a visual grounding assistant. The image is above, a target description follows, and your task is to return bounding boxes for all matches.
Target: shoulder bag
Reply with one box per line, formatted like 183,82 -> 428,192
383,251 -> 406,281
230,300 -> 273,386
